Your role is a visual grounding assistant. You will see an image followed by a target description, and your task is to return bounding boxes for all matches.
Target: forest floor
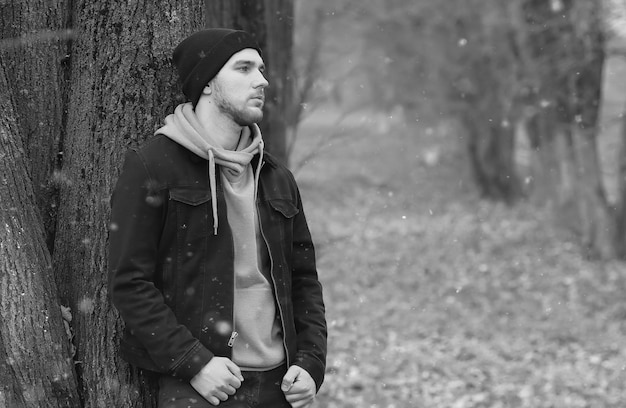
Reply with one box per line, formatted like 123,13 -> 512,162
291,101 -> 626,407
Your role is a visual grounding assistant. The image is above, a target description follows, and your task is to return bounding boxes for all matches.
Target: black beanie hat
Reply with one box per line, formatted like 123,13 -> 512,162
173,29 -> 262,107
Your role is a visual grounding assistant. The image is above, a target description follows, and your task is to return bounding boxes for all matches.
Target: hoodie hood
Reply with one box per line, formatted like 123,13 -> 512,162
155,103 -> 264,234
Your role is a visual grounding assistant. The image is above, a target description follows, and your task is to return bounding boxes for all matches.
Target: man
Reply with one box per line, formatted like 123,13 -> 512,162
108,29 -> 327,408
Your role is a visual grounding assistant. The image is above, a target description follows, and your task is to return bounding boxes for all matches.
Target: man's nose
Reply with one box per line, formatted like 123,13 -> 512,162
254,70 -> 269,88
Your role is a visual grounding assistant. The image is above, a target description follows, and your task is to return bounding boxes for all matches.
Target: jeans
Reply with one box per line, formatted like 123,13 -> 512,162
158,364 -> 291,408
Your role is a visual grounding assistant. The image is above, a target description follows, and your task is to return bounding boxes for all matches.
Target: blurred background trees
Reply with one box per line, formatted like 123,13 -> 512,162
292,0 -> 626,259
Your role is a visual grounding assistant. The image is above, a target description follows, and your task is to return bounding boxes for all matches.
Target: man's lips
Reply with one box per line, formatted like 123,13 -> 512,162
250,95 -> 265,106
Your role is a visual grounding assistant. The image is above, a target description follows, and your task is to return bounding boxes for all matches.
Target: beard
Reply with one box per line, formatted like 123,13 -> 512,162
212,83 -> 264,126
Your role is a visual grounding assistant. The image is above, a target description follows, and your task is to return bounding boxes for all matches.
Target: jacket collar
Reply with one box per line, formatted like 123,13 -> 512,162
186,143 -> 280,169
252,150 -> 280,169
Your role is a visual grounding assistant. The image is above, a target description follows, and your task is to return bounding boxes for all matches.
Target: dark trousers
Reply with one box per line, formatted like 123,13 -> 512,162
158,364 -> 291,408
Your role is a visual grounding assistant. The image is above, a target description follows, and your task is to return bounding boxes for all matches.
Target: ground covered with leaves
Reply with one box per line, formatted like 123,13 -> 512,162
292,111 -> 626,408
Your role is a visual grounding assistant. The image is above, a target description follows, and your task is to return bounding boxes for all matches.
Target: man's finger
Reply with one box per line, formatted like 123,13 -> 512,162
228,376 -> 242,389
281,366 -> 300,392
285,394 -> 314,408
225,359 -> 244,381
221,384 -> 237,395
215,390 -> 229,401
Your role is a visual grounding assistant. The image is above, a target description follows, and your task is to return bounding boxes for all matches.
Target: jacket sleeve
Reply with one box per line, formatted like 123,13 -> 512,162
108,149 -> 212,380
289,174 -> 328,391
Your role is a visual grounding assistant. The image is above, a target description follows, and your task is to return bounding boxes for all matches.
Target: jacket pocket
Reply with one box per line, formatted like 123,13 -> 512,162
169,188 -> 212,236
169,188 -> 212,206
268,199 -> 299,218
166,188 -> 212,320
266,199 -> 299,254
168,188 -> 212,256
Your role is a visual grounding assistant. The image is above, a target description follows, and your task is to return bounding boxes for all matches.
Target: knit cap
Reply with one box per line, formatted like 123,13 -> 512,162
173,29 -> 262,107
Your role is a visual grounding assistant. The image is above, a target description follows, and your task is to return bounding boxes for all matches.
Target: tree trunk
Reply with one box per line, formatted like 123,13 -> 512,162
568,124 -> 615,258
51,2 -> 204,406
521,0 -> 615,258
260,0 -> 293,164
565,10 -> 615,259
205,0 -> 293,164
0,0 -> 70,251
615,102 -> 626,258
464,112 -> 522,203
524,111 -> 561,205
0,59 -> 81,408
204,0 -> 239,25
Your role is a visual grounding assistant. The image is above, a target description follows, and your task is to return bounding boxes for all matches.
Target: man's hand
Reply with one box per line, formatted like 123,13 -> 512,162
190,357 -> 244,406
281,365 -> 316,408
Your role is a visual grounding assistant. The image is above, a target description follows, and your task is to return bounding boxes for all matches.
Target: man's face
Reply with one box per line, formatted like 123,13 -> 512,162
210,48 -> 269,126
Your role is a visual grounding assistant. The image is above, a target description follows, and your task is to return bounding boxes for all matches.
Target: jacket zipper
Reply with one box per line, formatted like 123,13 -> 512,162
229,203 -> 238,348
256,162 -> 290,367
211,162 -> 238,350
227,331 -> 238,347
258,209 -> 290,367
226,160 -> 288,369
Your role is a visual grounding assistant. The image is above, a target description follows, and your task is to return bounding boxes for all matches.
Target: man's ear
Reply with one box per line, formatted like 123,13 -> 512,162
202,85 -> 211,95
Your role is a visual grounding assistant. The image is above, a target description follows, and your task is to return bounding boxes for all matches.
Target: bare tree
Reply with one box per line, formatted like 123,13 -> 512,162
519,0 -> 615,258
51,3 -> 208,405
606,0 -> 626,256
1,55 -> 81,408
618,105 -> 626,255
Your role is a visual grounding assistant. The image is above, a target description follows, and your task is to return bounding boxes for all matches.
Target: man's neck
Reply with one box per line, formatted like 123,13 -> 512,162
195,103 -> 243,151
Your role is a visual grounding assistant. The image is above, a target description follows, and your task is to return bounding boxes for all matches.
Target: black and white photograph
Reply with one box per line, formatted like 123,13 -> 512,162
1,1 -> 626,407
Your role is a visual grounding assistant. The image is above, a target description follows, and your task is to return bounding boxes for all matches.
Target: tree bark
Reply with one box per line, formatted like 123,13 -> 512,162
0,59 -> 81,408
51,1 -> 204,406
260,0 -> 293,164
0,0 -> 71,251
616,102 -> 626,258
204,0 -> 239,26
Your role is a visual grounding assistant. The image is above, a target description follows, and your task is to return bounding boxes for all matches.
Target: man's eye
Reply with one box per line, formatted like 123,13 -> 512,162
238,66 -> 249,72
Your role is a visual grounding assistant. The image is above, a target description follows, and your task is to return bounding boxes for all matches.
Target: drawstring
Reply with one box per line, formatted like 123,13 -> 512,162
254,140 -> 264,201
208,148 -> 218,235
208,141 -> 263,236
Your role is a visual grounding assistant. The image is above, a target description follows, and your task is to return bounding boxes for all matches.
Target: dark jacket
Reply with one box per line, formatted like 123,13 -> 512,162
108,135 -> 327,390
